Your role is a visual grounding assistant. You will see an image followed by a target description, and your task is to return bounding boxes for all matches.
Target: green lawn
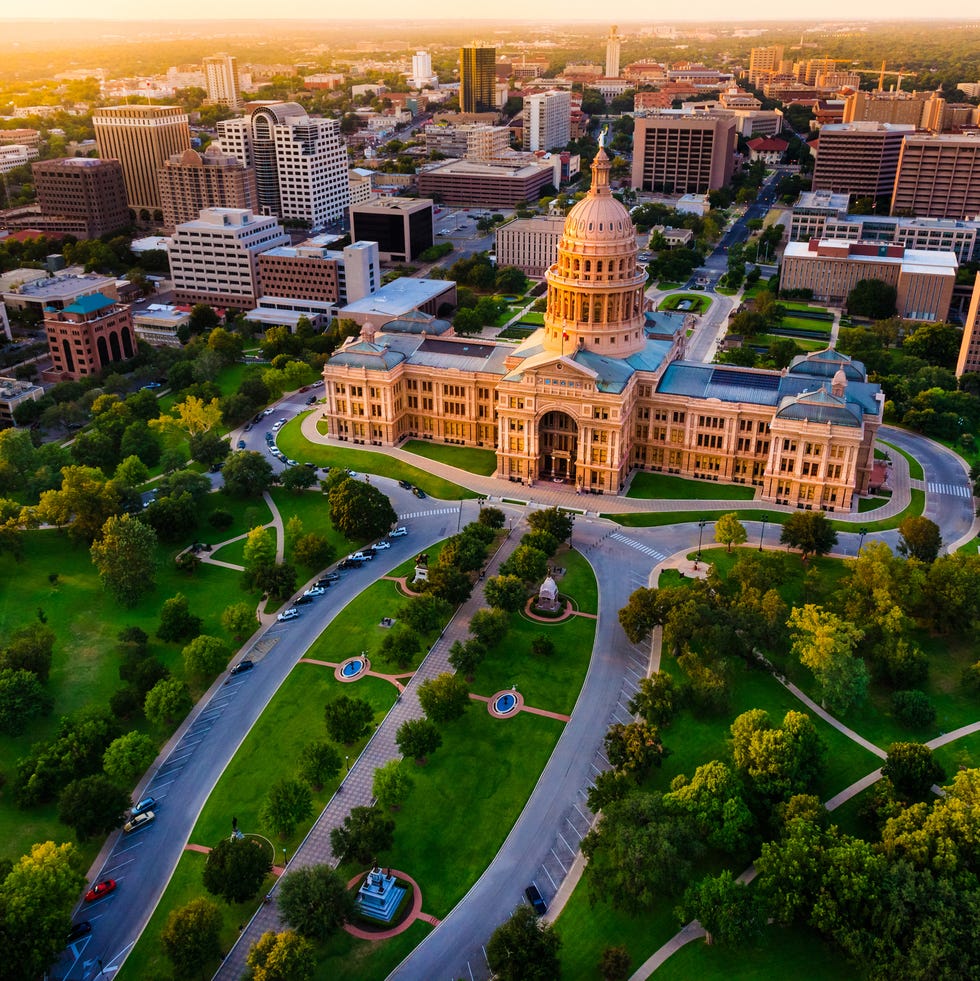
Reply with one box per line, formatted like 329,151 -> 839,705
0,527 -> 250,863
118,851 -> 272,981
608,508 -> 780,529
279,415 -> 477,500
401,440 -> 497,476
657,280 -> 682,290
627,472 -> 757,501
553,546 -> 598,614
191,665 -> 397,850
780,315 -> 832,334
268,487 -> 361,567
519,311 -> 545,325
755,333 -> 826,353
310,921 -> 432,979
857,494 -> 889,513
658,293 -> 712,314
498,325 -> 536,340
878,439 -> 925,481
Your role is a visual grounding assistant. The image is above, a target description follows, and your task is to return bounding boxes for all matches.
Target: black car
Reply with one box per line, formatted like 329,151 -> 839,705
338,558 -> 359,570
294,594 -> 313,605
525,884 -> 547,916
230,658 -> 254,675
253,414 -> 263,424
320,572 -> 341,583
315,578 -> 334,588
412,486 -> 426,498
304,462 -> 318,469
398,479 -> 413,490
67,921 -> 92,944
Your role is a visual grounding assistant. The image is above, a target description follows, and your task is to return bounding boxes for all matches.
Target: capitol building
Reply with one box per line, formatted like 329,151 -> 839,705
321,148 -> 883,511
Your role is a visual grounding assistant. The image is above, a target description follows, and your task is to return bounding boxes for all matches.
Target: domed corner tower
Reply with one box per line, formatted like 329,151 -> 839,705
542,146 -> 648,359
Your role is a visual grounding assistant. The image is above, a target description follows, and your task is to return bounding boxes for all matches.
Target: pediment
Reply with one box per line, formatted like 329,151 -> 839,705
519,351 -> 598,382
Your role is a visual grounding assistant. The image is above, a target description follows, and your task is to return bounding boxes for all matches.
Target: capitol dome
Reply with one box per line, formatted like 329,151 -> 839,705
542,144 -> 648,358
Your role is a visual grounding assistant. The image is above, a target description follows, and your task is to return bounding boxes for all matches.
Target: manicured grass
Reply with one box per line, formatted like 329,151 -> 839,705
609,508 -> 779,529
498,325 -> 535,340
933,730 -> 980,775
828,488 -> 924,532
878,439 -> 925,480
781,315 -> 832,334
554,546 -> 598,614
311,921 -> 432,979
657,280 -> 682,290
627,472 -> 757,501
118,851 -> 271,981
653,925 -> 853,981
401,440 -> 498,476
278,415 -> 478,500
658,293 -> 712,314
268,487 -> 360,567
519,311 -> 545,325
388,539 -> 448,579
857,494 -> 889,513
756,333 -> 826,353
191,665 -> 398,849
0,528 -> 249,863
957,536 -> 980,554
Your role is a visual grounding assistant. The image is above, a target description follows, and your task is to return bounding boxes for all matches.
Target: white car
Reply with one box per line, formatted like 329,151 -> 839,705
372,540 -> 391,550
277,608 -> 300,622
388,526 -> 408,538
303,586 -> 326,597
272,421 -> 283,432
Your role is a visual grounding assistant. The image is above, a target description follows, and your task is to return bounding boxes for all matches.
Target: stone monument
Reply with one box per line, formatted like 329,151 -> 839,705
536,575 -> 560,612
355,866 -> 406,924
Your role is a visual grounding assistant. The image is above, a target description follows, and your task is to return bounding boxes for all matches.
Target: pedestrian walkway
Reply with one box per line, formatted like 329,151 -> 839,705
214,521 -> 528,979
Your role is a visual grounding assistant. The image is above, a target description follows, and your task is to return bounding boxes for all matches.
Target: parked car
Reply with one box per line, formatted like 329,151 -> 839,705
525,883 -> 547,915
314,579 -> 334,589
304,462 -> 318,469
84,879 -> 116,903
388,526 -> 408,538
304,586 -> 326,597
350,551 -> 373,562
412,486 -> 426,498
294,595 -> 313,605
237,439 -> 246,449
398,480 -> 413,490
306,395 -> 317,405
123,810 -> 155,834
372,540 -> 391,550
130,796 -> 156,817
320,571 -> 341,583
253,414 -> 264,424
272,422 -> 284,432
243,422 -> 253,432
286,458 -> 299,467
67,921 -> 92,944
277,608 -> 300,622
230,658 -> 254,675
338,558 -> 359,570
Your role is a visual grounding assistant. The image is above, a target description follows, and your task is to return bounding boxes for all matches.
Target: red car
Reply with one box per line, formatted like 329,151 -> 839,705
84,879 -> 116,903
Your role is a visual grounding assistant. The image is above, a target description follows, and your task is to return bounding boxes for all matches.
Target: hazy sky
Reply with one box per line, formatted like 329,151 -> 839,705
4,4 -> 975,22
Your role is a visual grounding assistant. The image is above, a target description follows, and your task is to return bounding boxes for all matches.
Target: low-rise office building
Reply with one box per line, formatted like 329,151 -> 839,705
0,376 -> 43,426
348,199 -> 434,264
337,277 -> 457,331
257,239 -> 380,306
43,292 -> 136,381
417,157 -> 559,208
495,216 -> 566,276
3,272 -> 119,314
132,304 -> 190,347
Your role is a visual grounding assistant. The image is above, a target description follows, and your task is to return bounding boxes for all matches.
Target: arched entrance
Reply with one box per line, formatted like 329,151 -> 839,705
537,411 -> 578,483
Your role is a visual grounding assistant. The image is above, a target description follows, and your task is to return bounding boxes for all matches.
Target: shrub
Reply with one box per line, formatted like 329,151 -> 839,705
891,690 -> 937,730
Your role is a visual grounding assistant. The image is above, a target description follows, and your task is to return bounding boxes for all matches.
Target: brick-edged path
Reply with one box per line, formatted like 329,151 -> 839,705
214,521 -> 526,979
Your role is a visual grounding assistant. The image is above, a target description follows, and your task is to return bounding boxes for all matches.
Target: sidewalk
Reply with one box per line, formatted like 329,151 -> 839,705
298,412 -> 914,524
214,516 -> 528,979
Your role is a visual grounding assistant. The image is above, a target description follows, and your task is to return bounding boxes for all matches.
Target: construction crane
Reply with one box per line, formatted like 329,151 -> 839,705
851,62 -> 917,92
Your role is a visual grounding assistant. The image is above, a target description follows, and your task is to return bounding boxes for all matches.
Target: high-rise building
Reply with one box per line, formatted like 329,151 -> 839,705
843,90 -> 945,131
411,51 -> 436,90
203,54 -> 242,110
460,45 -> 496,114
158,146 -> 258,231
322,148 -> 884,508
216,102 -> 350,229
955,273 -> 980,377
522,91 -> 571,152
30,158 -> 130,238
631,112 -> 737,193
44,293 -> 136,381
168,208 -> 289,307
605,26 -> 623,80
891,133 -> 980,220
93,105 -> 191,213
748,46 -> 784,88
811,122 -> 912,198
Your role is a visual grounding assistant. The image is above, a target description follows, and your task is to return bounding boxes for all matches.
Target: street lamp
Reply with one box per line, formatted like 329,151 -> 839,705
858,526 -> 868,554
696,519 -> 708,567
345,754 -> 350,773
759,513 -> 769,552
282,847 -> 288,869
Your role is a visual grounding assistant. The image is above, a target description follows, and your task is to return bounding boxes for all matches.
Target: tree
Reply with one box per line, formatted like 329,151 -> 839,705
846,278 -> 897,320
0,621 -> 56,681
297,740 -> 342,791
324,695 -> 374,744
714,513 -> 747,553
665,760 -> 755,855
277,864 -> 355,941
293,533 -> 334,569
144,677 -> 192,728
247,929 -> 316,981
161,898 -> 222,979
222,601 -> 258,641
395,717 -> 442,764
0,668 -> 52,735
628,673 -> 678,727
599,945 -> 632,981
418,672 -> 470,723
780,512 -> 838,559
243,524 -> 276,582
261,778 -> 314,838
424,563 -> 473,605
891,690 -> 936,730
142,491 -> 198,543
221,451 -> 274,497
57,773 -> 130,840
898,516 -> 942,564
329,805 -> 395,865
102,730 -> 157,786
903,321 -> 962,367
203,836 -> 271,904
114,454 -> 150,488
281,465 -> 318,492
882,742 -> 946,803
469,607 -> 510,648
188,303 -> 220,334
528,505 -> 574,542
486,903 -> 562,981
378,623 -> 422,669
479,505 -> 506,529
604,721 -> 669,778
0,841 -> 84,979
182,635 -> 231,679
788,605 -> 869,714
677,871 -> 765,946
157,592 -> 203,642
501,544 -> 548,583
372,759 -> 415,810
484,574 -> 527,612
447,637 -> 486,678
36,464 -> 122,543
398,593 -> 452,633
522,529 -> 559,557
329,478 -> 397,541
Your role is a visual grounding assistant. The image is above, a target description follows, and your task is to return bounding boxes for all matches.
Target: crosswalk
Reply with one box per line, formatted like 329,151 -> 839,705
927,482 -> 972,498
610,532 -> 666,561
398,506 -> 459,520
